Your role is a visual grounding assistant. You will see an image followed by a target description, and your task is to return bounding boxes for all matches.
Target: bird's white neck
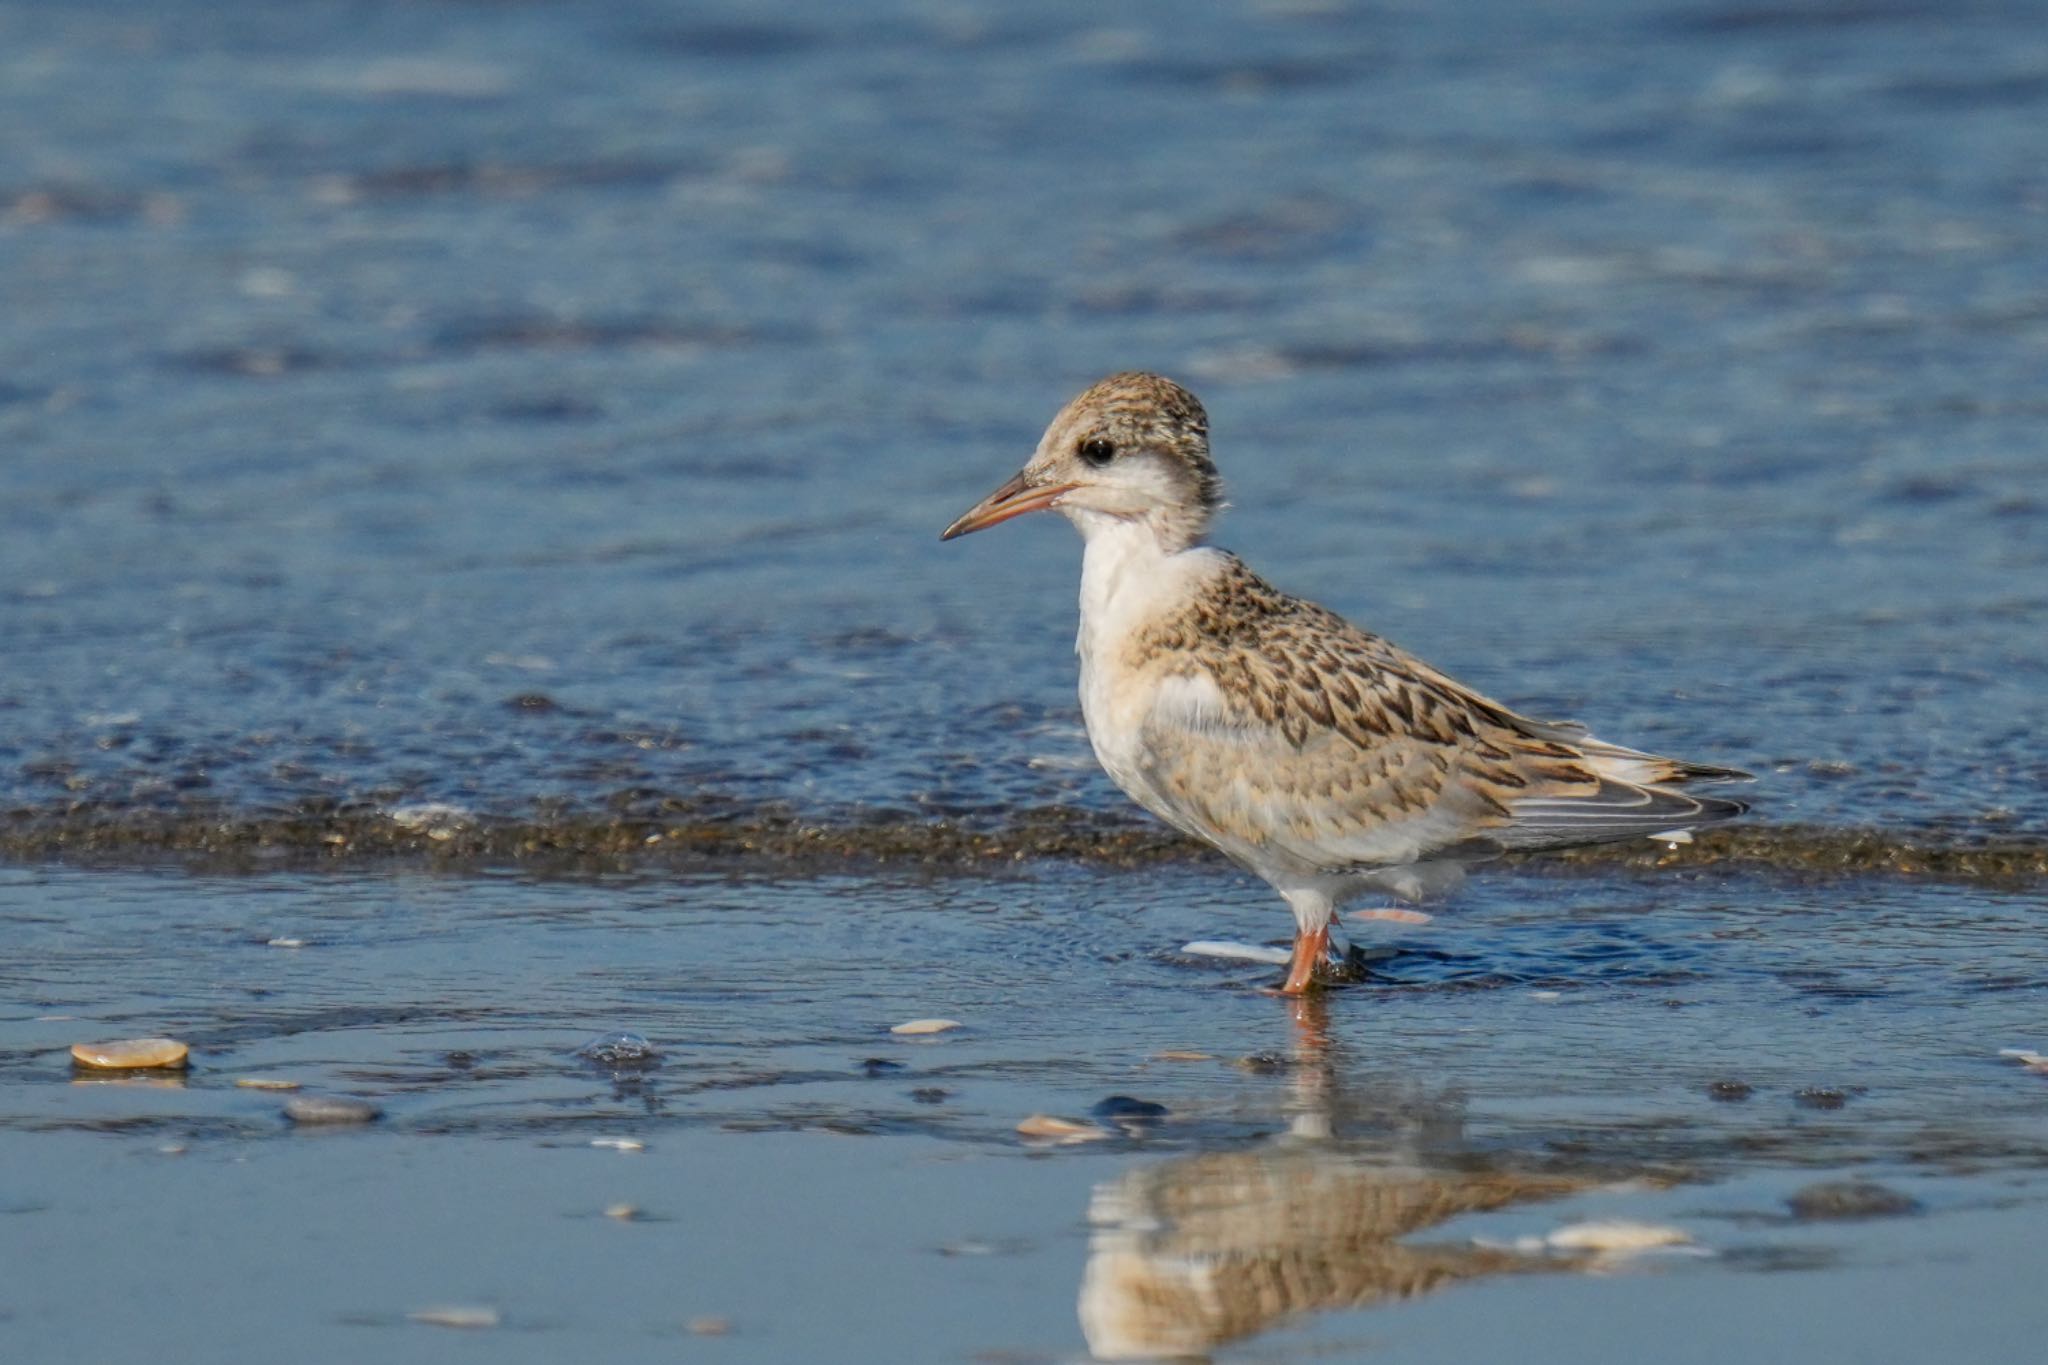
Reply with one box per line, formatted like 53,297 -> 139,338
1070,511 -> 1216,657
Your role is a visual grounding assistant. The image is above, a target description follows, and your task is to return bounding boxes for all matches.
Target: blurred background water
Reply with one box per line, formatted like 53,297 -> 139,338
3,2 -> 2046,1362
3,0 -> 2044,837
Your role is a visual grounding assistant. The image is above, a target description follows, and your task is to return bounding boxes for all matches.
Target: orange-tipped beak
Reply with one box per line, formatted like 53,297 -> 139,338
939,472 -> 1079,541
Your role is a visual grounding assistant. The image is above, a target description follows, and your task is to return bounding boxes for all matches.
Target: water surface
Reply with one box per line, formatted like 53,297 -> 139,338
3,0 -> 2046,1360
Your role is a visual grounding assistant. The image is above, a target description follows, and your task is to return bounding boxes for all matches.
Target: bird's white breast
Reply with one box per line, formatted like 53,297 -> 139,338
1070,519 -> 1227,805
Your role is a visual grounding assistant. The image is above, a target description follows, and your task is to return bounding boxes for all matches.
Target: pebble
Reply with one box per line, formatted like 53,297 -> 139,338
407,1304 -> 500,1330
687,1315 -> 733,1337
890,1018 -> 962,1036
283,1094 -> 382,1125
1706,1079 -> 1754,1102
1545,1220 -> 1694,1253
70,1038 -> 190,1070
1015,1114 -> 1109,1143
1090,1095 -> 1168,1127
590,1137 -> 646,1152
235,1077 -> 301,1091
1785,1180 -> 1922,1221
576,1031 -> 659,1066
909,1087 -> 950,1104
1793,1086 -> 1853,1110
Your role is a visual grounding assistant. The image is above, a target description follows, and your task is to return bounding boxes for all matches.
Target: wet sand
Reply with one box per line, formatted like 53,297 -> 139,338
2,806 -> 2045,884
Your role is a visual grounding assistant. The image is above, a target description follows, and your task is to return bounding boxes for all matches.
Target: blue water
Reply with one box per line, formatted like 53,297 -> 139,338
3,0 -> 2044,834
3,1 -> 2046,1361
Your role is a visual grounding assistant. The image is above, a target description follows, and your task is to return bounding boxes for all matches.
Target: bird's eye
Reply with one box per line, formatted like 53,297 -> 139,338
1078,437 -> 1116,467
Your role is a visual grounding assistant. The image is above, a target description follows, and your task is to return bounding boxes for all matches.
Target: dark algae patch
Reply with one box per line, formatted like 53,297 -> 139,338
1,800 -> 2043,884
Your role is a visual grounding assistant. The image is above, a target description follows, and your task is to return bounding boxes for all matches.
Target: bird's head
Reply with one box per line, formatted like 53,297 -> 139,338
941,372 -> 1223,551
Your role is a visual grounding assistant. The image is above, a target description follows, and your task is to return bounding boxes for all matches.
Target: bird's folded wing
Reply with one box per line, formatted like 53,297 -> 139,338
1133,602 -> 1747,868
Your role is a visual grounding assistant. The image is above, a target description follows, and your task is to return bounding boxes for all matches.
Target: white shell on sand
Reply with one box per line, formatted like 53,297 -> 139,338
70,1038 -> 190,1070
1179,940 -> 1292,965
1545,1220 -> 1693,1252
283,1094 -> 382,1125
407,1305 -> 501,1330
890,1018 -> 962,1035
1016,1114 -> 1109,1143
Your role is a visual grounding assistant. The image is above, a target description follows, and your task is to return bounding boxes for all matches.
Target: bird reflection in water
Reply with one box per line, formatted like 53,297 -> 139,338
1079,998 -> 1613,1360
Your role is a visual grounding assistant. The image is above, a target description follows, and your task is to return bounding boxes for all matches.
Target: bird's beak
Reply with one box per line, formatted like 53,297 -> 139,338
939,471 -> 1079,541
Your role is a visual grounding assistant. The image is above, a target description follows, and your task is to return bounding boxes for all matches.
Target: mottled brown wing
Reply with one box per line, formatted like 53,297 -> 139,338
1130,560 -> 1747,871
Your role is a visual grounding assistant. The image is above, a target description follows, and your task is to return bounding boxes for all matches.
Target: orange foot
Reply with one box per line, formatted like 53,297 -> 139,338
1280,924 -> 1331,995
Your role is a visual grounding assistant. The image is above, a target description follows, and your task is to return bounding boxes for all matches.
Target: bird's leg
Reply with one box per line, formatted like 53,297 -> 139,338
1280,924 -> 1330,995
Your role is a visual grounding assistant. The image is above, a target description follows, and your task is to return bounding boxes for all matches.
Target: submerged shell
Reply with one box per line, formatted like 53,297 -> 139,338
890,1018 -> 962,1036
1546,1220 -> 1693,1252
283,1094 -> 382,1125
70,1038 -> 190,1070
1016,1114 -> 1109,1143
407,1305 -> 500,1330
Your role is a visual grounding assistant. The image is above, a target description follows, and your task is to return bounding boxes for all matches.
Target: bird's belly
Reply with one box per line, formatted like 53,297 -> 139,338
1077,661 -> 1154,797
1076,659 -> 1279,874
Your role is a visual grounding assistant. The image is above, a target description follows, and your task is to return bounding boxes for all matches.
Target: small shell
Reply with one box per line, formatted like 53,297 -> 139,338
1546,1220 -> 1692,1252
283,1094 -> 382,1125
235,1077 -> 301,1091
1180,940 -> 1291,965
890,1018 -> 962,1036
1346,908 -> 1434,925
70,1038 -> 190,1070
407,1305 -> 500,1330
1016,1114 -> 1109,1143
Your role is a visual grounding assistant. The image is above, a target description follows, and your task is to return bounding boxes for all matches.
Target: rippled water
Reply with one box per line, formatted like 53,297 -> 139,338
4,864 -> 2046,1360
4,0 -> 2046,839
3,0 -> 2046,1360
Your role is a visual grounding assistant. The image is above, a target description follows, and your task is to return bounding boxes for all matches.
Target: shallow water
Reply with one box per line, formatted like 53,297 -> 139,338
5,864 -> 2046,1361
3,0 -> 2047,1360
3,0 -> 2046,841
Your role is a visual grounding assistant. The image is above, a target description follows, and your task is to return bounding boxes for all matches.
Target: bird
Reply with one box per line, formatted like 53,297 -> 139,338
941,371 -> 1751,995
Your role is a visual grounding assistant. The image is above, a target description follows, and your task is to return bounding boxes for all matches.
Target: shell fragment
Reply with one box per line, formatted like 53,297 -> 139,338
70,1038 -> 190,1070
1016,1114 -> 1110,1143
